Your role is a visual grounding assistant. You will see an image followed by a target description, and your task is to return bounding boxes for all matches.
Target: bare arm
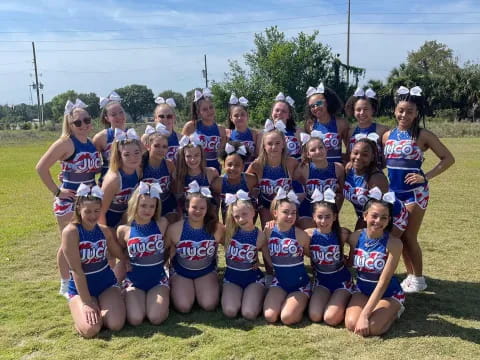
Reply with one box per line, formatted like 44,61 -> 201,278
218,125 -> 227,154
182,121 -> 196,136
296,227 -> 311,257
334,162 -> 345,210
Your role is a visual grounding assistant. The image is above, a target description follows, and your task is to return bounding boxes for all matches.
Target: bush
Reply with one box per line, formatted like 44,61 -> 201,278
20,122 -> 32,130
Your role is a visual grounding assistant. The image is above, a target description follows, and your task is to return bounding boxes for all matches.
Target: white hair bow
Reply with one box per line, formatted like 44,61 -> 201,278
155,97 -> 176,108
368,187 -> 395,204
275,92 -> 295,107
229,93 -> 249,106
144,123 -> 171,136
306,82 -> 325,98
224,189 -> 250,206
225,142 -> 247,156
99,91 -> 122,109
300,130 -> 326,145
275,188 -> 300,205
64,99 -> 88,115
264,118 -> 286,133
76,183 -> 104,199
310,188 -> 336,204
354,132 -> 380,143
179,132 -> 202,148
187,180 -> 212,198
396,86 -> 422,97
353,87 -> 376,99
194,88 -> 213,102
138,181 -> 162,199
114,128 -> 139,142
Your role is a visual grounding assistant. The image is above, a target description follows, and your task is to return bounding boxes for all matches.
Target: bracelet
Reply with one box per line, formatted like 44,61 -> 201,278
55,187 -> 61,197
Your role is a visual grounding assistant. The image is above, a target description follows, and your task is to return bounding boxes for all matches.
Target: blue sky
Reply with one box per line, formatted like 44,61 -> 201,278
0,0 -> 479,105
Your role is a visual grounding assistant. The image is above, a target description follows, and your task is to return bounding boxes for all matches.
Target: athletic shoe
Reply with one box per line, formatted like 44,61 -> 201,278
59,279 -> 69,299
401,276 -> 427,293
400,274 -> 414,289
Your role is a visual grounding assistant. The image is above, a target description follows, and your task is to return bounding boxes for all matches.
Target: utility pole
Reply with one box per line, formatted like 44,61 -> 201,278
202,54 -> 208,88
346,0 -> 351,85
41,93 -> 45,124
32,42 -> 42,125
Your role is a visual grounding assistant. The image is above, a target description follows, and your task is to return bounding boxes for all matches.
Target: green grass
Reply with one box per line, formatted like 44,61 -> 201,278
0,138 -> 479,359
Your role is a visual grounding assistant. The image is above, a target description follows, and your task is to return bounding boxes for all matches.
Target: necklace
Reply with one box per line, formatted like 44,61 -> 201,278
364,231 -> 384,248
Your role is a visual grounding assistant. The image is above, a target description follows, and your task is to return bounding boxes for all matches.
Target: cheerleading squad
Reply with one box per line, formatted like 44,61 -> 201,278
36,84 -> 454,338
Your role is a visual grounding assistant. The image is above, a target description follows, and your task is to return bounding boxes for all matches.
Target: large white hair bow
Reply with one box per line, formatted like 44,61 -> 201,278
353,87 -> 376,99
114,128 -> 139,142
225,142 -> 247,156
263,118 -> 286,133
179,132 -> 202,148
306,82 -> 325,98
229,93 -> 249,106
396,86 -> 422,97
138,181 -> 162,199
368,187 -> 395,204
275,188 -> 300,205
144,123 -> 171,136
300,130 -> 326,145
155,97 -> 176,108
76,183 -> 103,199
275,92 -> 295,107
224,189 -> 250,206
310,188 -> 336,204
64,99 -> 88,115
354,132 -> 380,143
187,180 -> 212,198
194,88 -> 213,102
99,91 -> 122,109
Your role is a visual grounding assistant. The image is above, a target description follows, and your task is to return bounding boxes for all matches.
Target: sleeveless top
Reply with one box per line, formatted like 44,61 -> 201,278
61,135 -> 102,191
268,225 -> 309,292
142,158 -> 172,201
99,128 -> 115,182
108,169 -> 139,214
196,120 -> 221,169
349,123 -> 384,168
259,165 -> 292,204
343,167 -> 370,216
384,128 -> 426,193
229,128 -> 255,168
312,116 -> 342,162
304,162 -> 338,201
284,128 -> 301,160
166,131 -> 179,161
310,229 -> 345,274
225,228 -> 259,272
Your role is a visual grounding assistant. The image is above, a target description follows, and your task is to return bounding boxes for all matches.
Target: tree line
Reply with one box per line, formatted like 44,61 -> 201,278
1,27 -> 478,129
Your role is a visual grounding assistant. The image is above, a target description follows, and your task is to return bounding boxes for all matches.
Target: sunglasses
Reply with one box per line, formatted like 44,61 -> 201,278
71,117 -> 92,127
309,100 -> 325,109
157,114 -> 174,119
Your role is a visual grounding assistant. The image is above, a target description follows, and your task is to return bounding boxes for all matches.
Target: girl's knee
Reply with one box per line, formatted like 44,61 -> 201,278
147,310 -> 169,325
264,308 -> 279,323
241,307 -> 260,320
77,323 -> 101,338
173,299 -> 193,313
222,304 -> 239,318
127,312 -> 145,327
324,310 -> 343,327
344,315 -> 357,332
199,298 -> 218,312
105,316 -> 125,331
280,310 -> 302,325
308,308 -> 324,323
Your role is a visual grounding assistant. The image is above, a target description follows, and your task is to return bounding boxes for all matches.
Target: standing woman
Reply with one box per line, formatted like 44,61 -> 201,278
117,182 -> 170,326
92,91 -> 126,185
62,184 -> 127,337
345,87 -> 389,169
304,83 -> 349,163
226,94 -> 260,170
182,88 -> 226,173
36,99 -> 102,297
383,86 -> 454,293
166,181 -> 225,313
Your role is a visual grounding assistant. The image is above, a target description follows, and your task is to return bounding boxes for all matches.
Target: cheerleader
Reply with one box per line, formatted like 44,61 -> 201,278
36,99 -> 102,296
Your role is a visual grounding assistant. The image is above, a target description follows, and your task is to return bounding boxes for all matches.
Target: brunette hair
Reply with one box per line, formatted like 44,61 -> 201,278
71,196 -> 102,225
344,94 -> 378,118
109,139 -> 142,173
218,140 -> 249,162
363,198 -> 394,232
304,86 -> 343,129
175,144 -> 207,193
348,138 -> 379,182
185,193 -> 218,235
100,101 -> 124,128
226,103 -> 249,130
271,100 -> 297,132
394,89 -> 425,140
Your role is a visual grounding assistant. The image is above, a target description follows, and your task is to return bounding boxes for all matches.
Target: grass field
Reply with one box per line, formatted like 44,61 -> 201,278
0,137 -> 479,360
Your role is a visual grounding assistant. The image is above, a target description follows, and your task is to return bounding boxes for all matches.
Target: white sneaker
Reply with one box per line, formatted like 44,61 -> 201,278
400,274 -> 414,289
59,279 -> 69,299
402,276 -> 427,293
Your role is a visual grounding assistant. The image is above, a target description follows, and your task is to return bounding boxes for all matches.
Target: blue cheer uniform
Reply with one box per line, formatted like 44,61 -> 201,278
142,158 -> 176,216
224,228 -> 264,289
349,123 -> 384,168
196,120 -> 222,172
343,167 -> 370,217
353,229 -> 405,304
384,128 -> 429,209
258,165 -> 292,209
284,128 -> 301,160
98,128 -> 115,186
298,162 -> 339,218
310,229 -> 353,293
54,135 -> 102,217
166,131 -> 179,161
229,128 -> 256,169
268,225 -> 311,296
105,169 -> 139,227
125,220 -> 169,291
172,221 -> 217,279
67,224 -> 117,298
312,116 -> 342,163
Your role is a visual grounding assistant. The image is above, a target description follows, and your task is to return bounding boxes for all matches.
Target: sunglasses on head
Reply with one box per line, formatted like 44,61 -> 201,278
71,117 -> 92,127
309,100 -> 325,109
158,114 -> 174,119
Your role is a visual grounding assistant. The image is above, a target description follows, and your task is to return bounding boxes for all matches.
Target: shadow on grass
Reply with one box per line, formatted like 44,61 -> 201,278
385,276 -> 480,344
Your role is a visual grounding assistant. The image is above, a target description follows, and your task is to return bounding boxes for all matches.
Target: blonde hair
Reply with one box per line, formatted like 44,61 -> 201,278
62,108 -> 89,138
109,138 -> 142,173
257,130 -> 289,173
154,103 -> 177,121
127,188 -> 161,224
175,145 -> 207,193
100,101 -> 124,128
224,199 -> 255,249
270,197 -> 297,216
